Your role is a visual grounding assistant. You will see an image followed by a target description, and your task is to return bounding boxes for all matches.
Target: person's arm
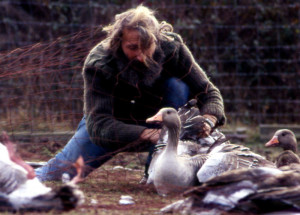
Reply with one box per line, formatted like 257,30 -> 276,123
174,41 -> 226,128
139,129 -> 161,144
83,54 -> 154,149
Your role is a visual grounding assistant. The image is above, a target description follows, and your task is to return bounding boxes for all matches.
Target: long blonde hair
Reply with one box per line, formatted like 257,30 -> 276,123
102,5 -> 173,54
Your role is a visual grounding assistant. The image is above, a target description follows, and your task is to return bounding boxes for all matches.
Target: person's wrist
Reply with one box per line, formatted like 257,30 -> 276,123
203,114 -> 217,128
204,118 -> 215,128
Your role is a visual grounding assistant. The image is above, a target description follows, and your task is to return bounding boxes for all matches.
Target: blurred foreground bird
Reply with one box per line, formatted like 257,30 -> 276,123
0,132 -> 84,212
161,166 -> 300,214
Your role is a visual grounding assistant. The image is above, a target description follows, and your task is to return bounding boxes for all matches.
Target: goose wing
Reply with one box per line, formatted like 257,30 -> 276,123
177,99 -> 205,141
186,154 -> 209,170
197,143 -> 276,183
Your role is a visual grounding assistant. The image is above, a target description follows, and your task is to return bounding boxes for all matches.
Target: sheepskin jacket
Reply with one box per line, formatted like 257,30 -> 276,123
82,33 -> 226,150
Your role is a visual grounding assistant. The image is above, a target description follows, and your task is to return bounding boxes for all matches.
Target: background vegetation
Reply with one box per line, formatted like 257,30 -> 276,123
0,1 -> 299,132
1,1 -> 299,214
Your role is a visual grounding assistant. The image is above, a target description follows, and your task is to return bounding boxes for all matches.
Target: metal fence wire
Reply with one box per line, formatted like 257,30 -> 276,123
0,0 -> 299,133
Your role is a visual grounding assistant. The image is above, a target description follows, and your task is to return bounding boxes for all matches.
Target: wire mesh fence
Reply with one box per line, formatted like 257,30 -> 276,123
0,1 -> 299,214
0,0 -> 299,134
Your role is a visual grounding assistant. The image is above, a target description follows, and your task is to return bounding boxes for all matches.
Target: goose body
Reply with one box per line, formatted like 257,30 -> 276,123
146,100 -> 227,188
152,150 -> 205,195
265,129 -> 300,167
146,108 -> 207,195
0,132 -> 84,212
197,141 -> 276,182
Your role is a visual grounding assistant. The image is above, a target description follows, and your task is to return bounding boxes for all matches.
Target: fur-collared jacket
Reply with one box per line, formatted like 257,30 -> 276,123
82,33 -> 226,150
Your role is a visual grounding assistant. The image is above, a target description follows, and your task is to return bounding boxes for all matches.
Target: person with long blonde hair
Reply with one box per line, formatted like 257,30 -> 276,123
35,5 -> 226,182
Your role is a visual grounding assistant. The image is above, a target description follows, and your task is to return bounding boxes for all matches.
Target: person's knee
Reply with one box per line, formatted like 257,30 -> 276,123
164,78 -> 189,109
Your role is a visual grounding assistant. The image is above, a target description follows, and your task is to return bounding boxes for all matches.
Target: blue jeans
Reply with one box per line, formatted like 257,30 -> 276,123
35,77 -> 189,181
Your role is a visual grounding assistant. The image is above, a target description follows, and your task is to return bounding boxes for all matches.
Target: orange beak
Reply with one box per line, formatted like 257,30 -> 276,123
146,112 -> 163,124
265,136 -> 279,147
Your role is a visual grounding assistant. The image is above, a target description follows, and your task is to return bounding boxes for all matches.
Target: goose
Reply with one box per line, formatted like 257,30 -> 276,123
146,108 -> 208,195
145,100 -> 226,189
265,129 -> 300,167
161,166 -> 300,214
146,107 -> 275,195
163,99 -> 228,155
0,132 -> 84,212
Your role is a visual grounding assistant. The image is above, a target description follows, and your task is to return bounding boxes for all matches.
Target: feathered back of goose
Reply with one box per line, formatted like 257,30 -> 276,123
197,141 -> 276,183
0,132 -> 84,212
161,167 -> 300,214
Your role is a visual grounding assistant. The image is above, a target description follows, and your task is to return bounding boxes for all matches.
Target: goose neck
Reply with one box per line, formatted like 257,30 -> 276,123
165,127 -> 179,152
284,141 -> 297,153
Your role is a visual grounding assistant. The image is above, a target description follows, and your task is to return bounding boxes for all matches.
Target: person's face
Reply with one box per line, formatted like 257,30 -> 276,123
121,28 -> 156,64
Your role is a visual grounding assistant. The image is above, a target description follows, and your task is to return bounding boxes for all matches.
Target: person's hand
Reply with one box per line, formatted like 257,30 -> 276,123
202,122 -> 212,137
140,129 -> 161,144
202,114 -> 217,137
181,115 -> 208,138
181,114 -> 217,139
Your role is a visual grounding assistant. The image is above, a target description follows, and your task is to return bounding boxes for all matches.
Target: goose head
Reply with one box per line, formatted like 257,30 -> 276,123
146,108 -> 181,131
265,129 -> 298,153
147,108 -> 181,154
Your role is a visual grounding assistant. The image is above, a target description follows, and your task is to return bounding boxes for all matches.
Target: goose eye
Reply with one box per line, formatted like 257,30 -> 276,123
167,110 -> 171,114
282,133 -> 286,136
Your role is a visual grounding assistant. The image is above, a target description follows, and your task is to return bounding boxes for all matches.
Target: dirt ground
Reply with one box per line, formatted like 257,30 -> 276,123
11,137 -> 280,215
14,141 -> 183,215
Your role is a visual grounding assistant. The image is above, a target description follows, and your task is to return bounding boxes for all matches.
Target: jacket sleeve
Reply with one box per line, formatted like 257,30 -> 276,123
170,39 -> 226,126
82,47 -> 147,149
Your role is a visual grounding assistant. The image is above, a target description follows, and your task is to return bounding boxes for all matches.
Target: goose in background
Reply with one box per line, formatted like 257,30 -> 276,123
265,129 -> 300,168
161,166 -> 300,214
0,132 -> 84,212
